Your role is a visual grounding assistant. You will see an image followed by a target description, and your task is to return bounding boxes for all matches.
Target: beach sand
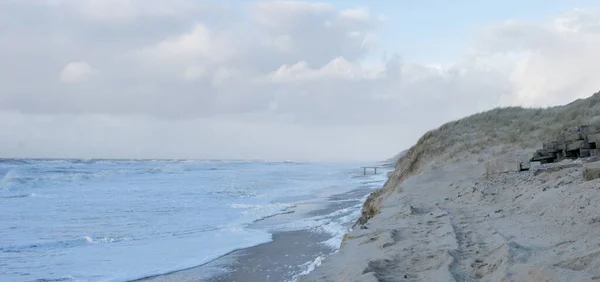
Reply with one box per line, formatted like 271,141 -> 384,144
209,230 -> 330,282
298,156 -> 600,282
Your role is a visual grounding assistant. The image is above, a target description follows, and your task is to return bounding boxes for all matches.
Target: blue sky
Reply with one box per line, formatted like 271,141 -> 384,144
297,0 -> 599,64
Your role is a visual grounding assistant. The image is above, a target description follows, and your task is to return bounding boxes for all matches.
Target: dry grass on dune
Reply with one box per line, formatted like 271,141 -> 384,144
357,90 -> 600,226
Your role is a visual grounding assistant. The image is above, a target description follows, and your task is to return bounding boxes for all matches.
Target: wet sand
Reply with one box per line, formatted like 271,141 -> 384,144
208,230 -> 331,282
135,187 -> 376,282
137,230 -> 331,282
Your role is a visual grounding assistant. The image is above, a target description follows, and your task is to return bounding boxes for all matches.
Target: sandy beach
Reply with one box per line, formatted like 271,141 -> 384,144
300,159 -> 600,281
299,94 -> 600,281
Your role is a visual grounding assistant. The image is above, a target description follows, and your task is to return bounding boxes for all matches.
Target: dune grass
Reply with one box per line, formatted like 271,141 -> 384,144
356,90 -> 600,225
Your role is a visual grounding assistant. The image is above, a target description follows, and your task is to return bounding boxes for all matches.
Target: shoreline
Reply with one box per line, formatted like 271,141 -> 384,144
135,186 -> 379,282
134,230 -> 332,282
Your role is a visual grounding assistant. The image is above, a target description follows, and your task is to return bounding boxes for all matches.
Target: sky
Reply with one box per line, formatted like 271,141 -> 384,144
2,0 -> 600,162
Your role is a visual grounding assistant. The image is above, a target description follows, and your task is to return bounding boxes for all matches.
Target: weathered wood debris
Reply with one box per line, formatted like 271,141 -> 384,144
530,125 -> 600,164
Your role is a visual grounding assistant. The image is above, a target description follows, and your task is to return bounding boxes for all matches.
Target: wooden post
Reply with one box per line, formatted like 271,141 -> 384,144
361,167 -> 379,175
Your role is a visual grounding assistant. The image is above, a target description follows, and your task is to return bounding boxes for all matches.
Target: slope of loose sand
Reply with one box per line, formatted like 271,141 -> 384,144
299,92 -> 600,282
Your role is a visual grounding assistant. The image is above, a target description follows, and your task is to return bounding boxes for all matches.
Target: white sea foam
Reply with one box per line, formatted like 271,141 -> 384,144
287,255 -> 326,282
83,235 -> 134,244
0,169 -> 21,189
230,203 -> 293,210
263,201 -> 366,251
83,236 -> 94,243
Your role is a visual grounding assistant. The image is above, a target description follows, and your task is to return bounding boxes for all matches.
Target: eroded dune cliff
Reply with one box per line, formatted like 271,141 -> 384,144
300,92 -> 600,282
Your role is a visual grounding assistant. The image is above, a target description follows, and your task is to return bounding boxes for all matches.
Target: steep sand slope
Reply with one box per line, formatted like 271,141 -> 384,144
299,92 -> 600,282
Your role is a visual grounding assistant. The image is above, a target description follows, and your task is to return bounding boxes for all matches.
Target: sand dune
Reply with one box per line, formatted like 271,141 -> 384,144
299,92 -> 600,281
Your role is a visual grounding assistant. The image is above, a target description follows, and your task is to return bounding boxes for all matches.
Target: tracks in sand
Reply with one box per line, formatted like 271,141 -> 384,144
447,208 -> 530,281
448,210 -> 492,281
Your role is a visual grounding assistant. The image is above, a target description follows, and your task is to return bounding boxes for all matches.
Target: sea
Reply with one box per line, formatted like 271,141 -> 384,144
0,159 -> 389,282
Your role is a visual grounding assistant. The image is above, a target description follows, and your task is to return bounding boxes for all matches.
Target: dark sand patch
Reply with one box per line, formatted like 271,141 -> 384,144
135,230 -> 331,282
209,230 -> 331,282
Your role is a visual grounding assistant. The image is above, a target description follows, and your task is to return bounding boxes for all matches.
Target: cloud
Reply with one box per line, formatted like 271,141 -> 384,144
0,111 -> 406,161
340,8 -> 371,22
139,24 -> 234,64
250,1 -> 335,31
246,1 -> 378,66
267,57 -> 375,82
60,61 -> 97,83
476,8 -> 600,107
183,66 -> 206,81
1,2 -> 600,161
54,0 -> 204,23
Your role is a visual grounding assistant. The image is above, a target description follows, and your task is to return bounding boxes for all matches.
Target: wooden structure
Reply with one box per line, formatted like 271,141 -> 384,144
361,167 -> 379,175
518,161 -> 530,171
531,124 -> 600,164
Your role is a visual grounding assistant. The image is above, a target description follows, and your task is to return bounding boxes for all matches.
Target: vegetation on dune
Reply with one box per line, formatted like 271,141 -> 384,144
355,90 -> 600,226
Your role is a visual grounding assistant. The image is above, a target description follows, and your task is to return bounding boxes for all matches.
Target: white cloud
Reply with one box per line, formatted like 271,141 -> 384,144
340,8 -> 371,22
59,0 -> 203,23
2,2 -> 600,161
267,57 -> 381,83
212,67 -> 242,87
139,24 -> 234,63
183,65 -> 206,81
60,61 -> 97,83
266,34 -> 295,53
250,1 -> 335,31
477,9 -> 600,107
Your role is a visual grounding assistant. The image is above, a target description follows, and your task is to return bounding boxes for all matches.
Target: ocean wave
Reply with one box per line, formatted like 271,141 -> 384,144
65,159 -> 98,164
31,276 -> 75,282
0,158 -> 30,165
0,167 -> 136,190
231,202 -> 297,223
210,187 -> 259,198
83,235 -> 133,244
0,193 -> 35,199
231,203 -> 294,210
0,169 -> 25,190
0,159 -> 210,191
144,226 -> 223,239
0,236 -> 133,253
145,167 -> 173,174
